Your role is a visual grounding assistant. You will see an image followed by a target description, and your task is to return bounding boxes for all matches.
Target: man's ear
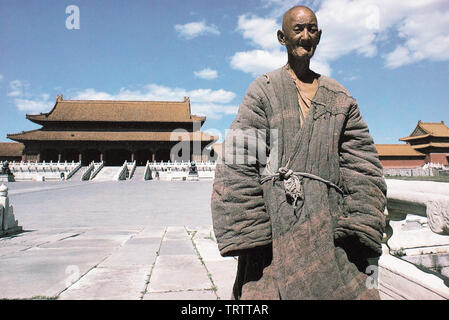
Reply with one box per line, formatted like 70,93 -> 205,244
277,30 -> 286,45
317,29 -> 322,45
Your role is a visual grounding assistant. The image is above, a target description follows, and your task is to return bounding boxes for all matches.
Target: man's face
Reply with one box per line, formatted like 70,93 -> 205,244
278,7 -> 321,60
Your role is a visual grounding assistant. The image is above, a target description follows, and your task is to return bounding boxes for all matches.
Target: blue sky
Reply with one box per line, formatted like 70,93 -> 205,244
1,0 -> 448,144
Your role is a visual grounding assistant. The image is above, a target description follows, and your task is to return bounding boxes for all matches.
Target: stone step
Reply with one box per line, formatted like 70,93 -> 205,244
93,167 -> 121,181
130,166 -> 146,180
68,166 -> 87,181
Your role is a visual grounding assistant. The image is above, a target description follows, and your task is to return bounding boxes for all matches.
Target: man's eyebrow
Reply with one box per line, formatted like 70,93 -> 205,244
293,23 -> 318,27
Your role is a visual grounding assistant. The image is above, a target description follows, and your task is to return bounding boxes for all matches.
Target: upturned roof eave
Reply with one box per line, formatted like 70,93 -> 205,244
410,142 -> 449,149
375,144 -> 426,157
5,130 -> 217,142
399,133 -> 430,141
23,117 -> 206,124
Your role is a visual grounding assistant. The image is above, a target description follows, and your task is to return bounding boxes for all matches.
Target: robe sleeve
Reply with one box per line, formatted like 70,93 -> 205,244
336,102 -> 387,258
211,79 -> 272,257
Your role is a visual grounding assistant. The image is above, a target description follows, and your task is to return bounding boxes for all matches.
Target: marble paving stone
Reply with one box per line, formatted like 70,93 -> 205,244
194,239 -> 227,262
138,226 -> 166,238
164,226 -> 190,240
148,255 -> 212,293
2,231 -> 82,247
204,260 -> 238,300
38,238 -> 123,249
0,244 -> 31,257
143,290 -> 217,300
59,266 -> 150,300
158,239 -> 196,256
187,225 -> 215,241
0,246 -> 112,299
99,237 -> 161,267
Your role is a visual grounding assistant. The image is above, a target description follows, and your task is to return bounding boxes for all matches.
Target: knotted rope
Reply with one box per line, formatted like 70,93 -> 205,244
260,166 -> 344,208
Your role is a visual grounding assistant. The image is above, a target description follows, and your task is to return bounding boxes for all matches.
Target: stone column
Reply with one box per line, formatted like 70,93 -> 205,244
78,153 -> 82,163
58,153 -> 62,163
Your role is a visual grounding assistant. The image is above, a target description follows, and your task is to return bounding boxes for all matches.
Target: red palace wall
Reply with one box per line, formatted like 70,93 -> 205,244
426,153 -> 449,165
379,157 -> 426,169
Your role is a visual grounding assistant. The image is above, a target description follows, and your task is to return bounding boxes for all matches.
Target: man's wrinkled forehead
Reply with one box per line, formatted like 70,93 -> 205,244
282,6 -> 318,30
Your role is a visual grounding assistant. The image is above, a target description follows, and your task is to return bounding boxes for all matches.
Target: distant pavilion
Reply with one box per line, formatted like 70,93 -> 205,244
6,95 -> 216,165
376,120 -> 449,168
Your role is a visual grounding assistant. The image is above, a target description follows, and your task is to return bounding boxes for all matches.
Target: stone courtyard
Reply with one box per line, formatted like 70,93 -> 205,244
0,180 -> 237,300
2,178 -> 449,300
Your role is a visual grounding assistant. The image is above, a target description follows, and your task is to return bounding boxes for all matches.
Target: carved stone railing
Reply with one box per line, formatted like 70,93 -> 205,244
81,161 -> 96,181
89,162 -> 104,180
145,161 -> 216,181
113,161 -> 128,181
126,161 -> 136,179
386,180 -> 449,236
10,161 -> 81,181
143,161 -> 152,180
378,179 -> 449,300
65,162 -> 82,180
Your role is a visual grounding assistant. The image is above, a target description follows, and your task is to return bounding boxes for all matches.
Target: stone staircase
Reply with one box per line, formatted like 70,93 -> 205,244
130,166 -> 146,180
92,166 -> 121,181
68,166 -> 87,181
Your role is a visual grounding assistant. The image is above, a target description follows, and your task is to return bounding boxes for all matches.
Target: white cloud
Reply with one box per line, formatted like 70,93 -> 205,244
315,0 -> 449,69
8,80 -> 28,97
343,75 -> 359,81
13,93 -> 53,113
230,14 -> 287,77
0,74 -> 4,82
72,84 -> 237,120
261,0 -> 320,18
384,8 -> 449,68
7,79 -> 53,113
191,104 -> 240,120
174,21 -> 220,39
314,0 -> 380,62
231,0 -> 449,75
236,15 -> 280,50
230,49 -> 286,77
230,14 -> 331,77
194,68 -> 218,80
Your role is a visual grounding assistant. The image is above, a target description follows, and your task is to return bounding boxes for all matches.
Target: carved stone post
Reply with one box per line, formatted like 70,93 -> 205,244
0,184 -> 22,236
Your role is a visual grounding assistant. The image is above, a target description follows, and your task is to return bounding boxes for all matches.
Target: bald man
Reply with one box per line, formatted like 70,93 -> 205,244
212,6 -> 386,300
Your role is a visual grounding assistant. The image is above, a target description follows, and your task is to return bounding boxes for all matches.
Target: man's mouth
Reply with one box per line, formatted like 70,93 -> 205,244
300,45 -> 312,51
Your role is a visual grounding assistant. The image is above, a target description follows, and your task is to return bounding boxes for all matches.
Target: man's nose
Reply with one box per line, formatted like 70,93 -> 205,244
302,29 -> 311,41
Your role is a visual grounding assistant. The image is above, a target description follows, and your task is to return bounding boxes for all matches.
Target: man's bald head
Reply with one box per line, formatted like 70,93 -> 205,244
282,6 -> 318,32
278,5 -> 322,63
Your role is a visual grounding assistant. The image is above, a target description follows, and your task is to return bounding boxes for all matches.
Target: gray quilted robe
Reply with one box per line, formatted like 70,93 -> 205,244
211,67 -> 387,300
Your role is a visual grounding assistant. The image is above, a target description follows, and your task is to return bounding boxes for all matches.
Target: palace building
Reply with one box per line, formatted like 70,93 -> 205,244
2,105 -> 448,171
376,120 -> 449,168
5,95 -> 216,165
0,142 -> 24,162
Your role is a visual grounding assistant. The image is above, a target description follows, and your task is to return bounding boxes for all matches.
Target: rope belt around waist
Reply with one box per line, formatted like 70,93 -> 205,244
260,167 -> 343,208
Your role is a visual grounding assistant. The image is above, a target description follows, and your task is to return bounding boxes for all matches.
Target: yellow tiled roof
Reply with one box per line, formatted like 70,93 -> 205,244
26,97 -> 205,123
0,142 -> 24,157
400,121 -> 449,141
375,144 -> 425,157
7,130 -> 216,142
